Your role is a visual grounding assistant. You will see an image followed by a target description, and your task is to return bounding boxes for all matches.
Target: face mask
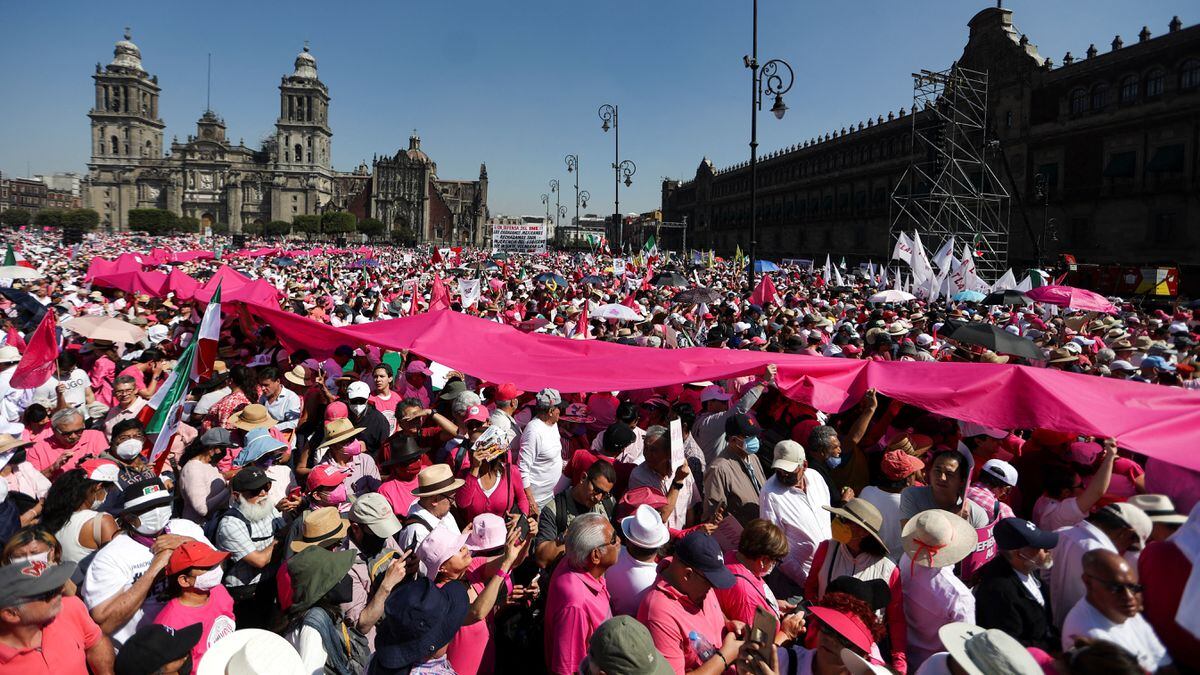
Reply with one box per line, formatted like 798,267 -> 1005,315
826,455 -> 844,469
194,565 -> 223,591
1019,552 -> 1054,571
9,551 -> 50,566
349,403 -> 367,416
393,462 -> 422,481
342,441 -> 363,457
776,471 -> 799,487
115,438 -> 143,460
743,437 -> 761,455
319,484 -> 348,506
133,504 -> 172,535
0,479 -> 7,503
831,519 -> 854,544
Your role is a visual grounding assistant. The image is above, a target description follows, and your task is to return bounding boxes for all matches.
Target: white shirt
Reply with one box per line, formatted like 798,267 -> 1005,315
627,462 -> 698,530
32,368 -> 90,409
398,504 -> 459,575
1033,494 -> 1086,532
759,470 -> 832,587
487,408 -> 521,450
518,417 -> 565,506
82,519 -> 210,646
859,485 -> 904,564
604,548 -> 659,616
0,367 -> 33,435
900,553 -> 975,669
1061,599 -> 1171,671
1050,520 -> 1117,627
260,387 -> 302,431
193,386 -> 231,417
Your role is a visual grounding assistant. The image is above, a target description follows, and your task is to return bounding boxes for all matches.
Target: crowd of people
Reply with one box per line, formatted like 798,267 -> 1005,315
0,229 -> 1197,675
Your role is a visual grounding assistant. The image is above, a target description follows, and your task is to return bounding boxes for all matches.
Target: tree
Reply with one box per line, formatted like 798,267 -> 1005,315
63,209 -> 100,230
391,226 -> 417,246
357,217 -> 385,238
241,221 -> 263,236
210,221 -> 229,235
264,220 -> 291,237
127,208 -> 175,234
0,209 -> 31,228
177,216 -> 201,233
293,214 -> 321,234
320,211 -> 356,234
33,208 -> 66,228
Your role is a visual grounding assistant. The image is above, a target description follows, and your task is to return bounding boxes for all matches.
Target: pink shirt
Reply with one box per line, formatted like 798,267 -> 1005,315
446,561 -> 505,675
154,585 -> 237,665
455,465 -> 530,521
379,475 -> 422,516
638,576 -> 727,674
90,356 -> 115,407
27,430 -> 108,475
544,563 -> 612,675
713,561 -> 776,625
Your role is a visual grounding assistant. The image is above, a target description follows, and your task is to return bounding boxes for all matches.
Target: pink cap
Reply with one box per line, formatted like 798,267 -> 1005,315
1068,441 -> 1102,465
463,405 -> 489,424
465,513 -> 507,553
405,361 -> 433,376
325,401 -> 349,421
417,525 -> 470,576
699,385 -> 732,403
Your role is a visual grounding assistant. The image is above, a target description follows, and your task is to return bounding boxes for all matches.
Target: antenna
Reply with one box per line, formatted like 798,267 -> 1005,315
206,53 -> 212,112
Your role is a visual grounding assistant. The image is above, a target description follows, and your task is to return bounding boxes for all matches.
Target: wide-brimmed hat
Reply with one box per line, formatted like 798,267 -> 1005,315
290,506 -> 351,553
466,513 -> 508,556
318,417 -> 363,449
416,524 -> 471,576
289,545 -> 357,616
230,404 -> 277,431
901,510 -> 976,568
823,498 -> 888,554
283,365 -> 314,387
621,504 -> 670,549
382,435 -> 426,467
0,346 -> 20,364
195,628 -> 303,675
938,622 -> 1042,675
115,622 -> 203,675
0,433 -> 32,456
840,648 -> 892,675
410,463 -> 465,498
373,577 -> 469,673
1128,493 -> 1187,525
1047,347 -> 1078,364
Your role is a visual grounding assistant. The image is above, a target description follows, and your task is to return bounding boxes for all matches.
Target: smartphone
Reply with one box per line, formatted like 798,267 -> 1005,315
288,486 -> 302,500
747,606 -> 779,664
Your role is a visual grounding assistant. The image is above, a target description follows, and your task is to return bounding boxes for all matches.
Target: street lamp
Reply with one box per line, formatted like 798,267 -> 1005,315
549,179 -> 562,244
599,104 -> 636,253
565,154 -> 585,249
541,192 -> 551,234
745,0 -> 794,292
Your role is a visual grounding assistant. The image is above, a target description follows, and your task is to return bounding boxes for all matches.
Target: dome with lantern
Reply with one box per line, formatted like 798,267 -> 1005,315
110,27 -> 145,72
292,44 -> 318,79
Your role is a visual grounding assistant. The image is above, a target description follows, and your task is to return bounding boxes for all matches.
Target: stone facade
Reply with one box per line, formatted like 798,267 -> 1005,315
662,8 -> 1200,274
84,31 -> 487,242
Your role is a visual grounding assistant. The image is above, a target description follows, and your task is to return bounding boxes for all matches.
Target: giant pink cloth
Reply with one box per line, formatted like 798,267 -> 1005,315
240,304 -> 1200,471
1026,285 -> 1118,314
84,253 -> 143,281
92,270 -> 169,297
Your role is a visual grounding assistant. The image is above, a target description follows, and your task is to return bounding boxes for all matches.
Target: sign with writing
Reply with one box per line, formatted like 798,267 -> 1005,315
491,221 -> 547,253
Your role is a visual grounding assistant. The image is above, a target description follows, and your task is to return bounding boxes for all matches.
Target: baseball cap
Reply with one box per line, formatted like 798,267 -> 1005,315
535,388 -> 562,407
491,383 -> 524,402
405,361 -> 433,376
699,385 -> 731,403
993,518 -> 1059,551
880,449 -> 924,480
771,440 -> 806,472
1068,441 -> 1102,465
121,477 -> 173,514
980,459 -> 1018,487
200,427 -> 235,448
166,541 -> 230,575
81,458 -> 120,483
348,493 -> 403,539
0,560 -> 76,609
307,463 -> 350,491
724,413 -> 761,438
1141,355 -> 1175,371
1109,359 -> 1137,372
114,623 -> 203,675
588,616 -> 673,675
462,405 -> 489,424
230,466 -> 272,493
347,381 -> 371,401
674,532 -> 734,589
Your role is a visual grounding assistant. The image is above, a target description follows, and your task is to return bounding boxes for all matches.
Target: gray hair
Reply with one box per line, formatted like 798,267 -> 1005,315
564,512 -> 610,569
451,391 -> 482,417
807,425 -> 839,456
644,425 -> 670,449
1096,348 -> 1115,365
51,408 -> 84,431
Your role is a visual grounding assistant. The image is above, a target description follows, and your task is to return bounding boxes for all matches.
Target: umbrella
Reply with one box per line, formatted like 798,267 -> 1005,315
868,290 -> 916,303
592,303 -> 645,321
981,289 -> 1030,306
490,252 -> 509,261
753,260 -> 780,273
0,287 -> 47,332
672,287 -> 722,304
0,266 -> 43,281
650,271 -> 688,288
580,275 -> 607,286
1025,285 -> 1119,314
533,272 -> 568,287
62,315 -> 146,344
952,290 -> 987,302
945,322 -> 1044,361
348,258 -> 380,269
481,260 -> 501,270
271,257 -> 297,267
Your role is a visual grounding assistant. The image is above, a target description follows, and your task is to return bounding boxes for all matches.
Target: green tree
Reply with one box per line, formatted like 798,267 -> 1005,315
293,214 -> 321,234
33,208 -> 66,228
127,208 -> 174,234
264,220 -> 291,237
320,211 -> 356,234
210,221 -> 229,235
391,226 -> 417,246
63,208 -> 101,230
177,216 -> 201,233
241,221 -> 263,236
357,217 -> 385,238
0,209 -> 31,228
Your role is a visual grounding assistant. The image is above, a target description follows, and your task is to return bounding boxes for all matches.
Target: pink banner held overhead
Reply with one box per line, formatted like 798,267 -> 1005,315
241,304 -> 1200,471
1026,285 -> 1119,314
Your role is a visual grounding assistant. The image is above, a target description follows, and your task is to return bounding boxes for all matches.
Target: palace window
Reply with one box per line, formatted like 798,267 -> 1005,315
1118,75 -> 1138,103
1145,69 -> 1165,97
1182,60 -> 1200,90
1069,88 -> 1087,115
1090,83 -> 1109,110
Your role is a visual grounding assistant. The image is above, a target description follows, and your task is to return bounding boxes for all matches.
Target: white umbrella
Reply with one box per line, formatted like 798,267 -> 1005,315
0,266 -> 43,281
868,289 -> 916,303
62,316 -> 146,343
592,303 -> 645,321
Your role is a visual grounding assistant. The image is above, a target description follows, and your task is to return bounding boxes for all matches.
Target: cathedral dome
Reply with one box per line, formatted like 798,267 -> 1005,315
292,45 -> 318,79
402,133 -> 430,163
111,28 -> 145,72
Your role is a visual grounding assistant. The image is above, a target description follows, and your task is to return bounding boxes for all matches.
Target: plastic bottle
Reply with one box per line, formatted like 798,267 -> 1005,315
688,630 -> 717,662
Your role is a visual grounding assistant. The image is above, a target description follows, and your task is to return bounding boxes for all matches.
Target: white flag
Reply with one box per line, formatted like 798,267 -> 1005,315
991,269 -> 1017,293
458,278 -> 481,309
832,264 -> 845,287
824,254 -> 833,282
880,266 -> 890,289
909,232 -> 935,286
891,232 -> 915,264
932,236 -> 956,272
1015,275 -> 1033,292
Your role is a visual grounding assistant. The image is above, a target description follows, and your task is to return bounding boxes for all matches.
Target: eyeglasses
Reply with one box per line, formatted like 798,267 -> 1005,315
58,427 -> 85,437
588,481 -> 611,499
1085,573 -> 1143,595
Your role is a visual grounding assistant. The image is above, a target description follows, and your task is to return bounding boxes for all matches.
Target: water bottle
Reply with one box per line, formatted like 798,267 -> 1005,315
688,630 -> 717,662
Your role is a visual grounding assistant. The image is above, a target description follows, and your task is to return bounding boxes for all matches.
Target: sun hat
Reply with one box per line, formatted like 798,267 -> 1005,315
699,385 -> 732,403
938,622 -> 1042,675
230,403 -> 277,431
306,463 -> 350,491
588,616 -> 674,675
617,486 -> 670,520
1103,502 -> 1153,545
993,517 -> 1059,551
465,513 -> 508,556
166,541 -> 230,575
880,449 -> 924,480
602,423 -> 637,455
840,648 -> 892,675
80,457 -> 120,483
675,531 -> 735,589
410,463 -> 465,498
823,498 -> 888,554
438,380 -> 468,401
901,510 -> 977,569
290,506 -> 351,553
348,493 -> 403,539
317,417 -> 363,449
0,346 -> 21,364
195,628 -> 304,675
373,577 -> 469,673
560,402 -> 595,423
287,545 -> 357,615
115,622 -> 204,675
808,605 -> 875,655
1047,347 -> 1078,363
121,477 -> 173,515
771,440 -> 806,472
0,560 -> 77,608
980,459 -> 1018,487
621,504 -> 670,549
1128,494 -> 1187,525
235,427 -> 288,467
416,524 -> 471,576
284,365 -> 314,387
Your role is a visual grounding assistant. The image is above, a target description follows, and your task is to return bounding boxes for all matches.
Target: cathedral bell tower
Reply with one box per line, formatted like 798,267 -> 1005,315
89,28 -> 165,164
272,44 -> 333,219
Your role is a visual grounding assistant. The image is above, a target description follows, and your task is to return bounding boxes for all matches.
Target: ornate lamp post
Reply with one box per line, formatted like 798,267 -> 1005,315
745,0 -> 794,291
541,192 -> 551,234
598,104 -> 636,253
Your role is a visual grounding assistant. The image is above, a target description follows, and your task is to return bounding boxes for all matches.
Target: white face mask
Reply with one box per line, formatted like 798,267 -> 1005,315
349,403 -> 367,416
133,505 -> 172,535
115,439 -> 143,460
9,551 -> 50,566
193,565 -> 223,591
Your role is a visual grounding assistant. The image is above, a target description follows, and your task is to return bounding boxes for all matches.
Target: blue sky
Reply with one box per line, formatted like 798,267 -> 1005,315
0,1 -> 1192,218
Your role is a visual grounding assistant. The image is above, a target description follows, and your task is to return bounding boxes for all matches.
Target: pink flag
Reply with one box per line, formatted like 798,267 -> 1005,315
429,275 -> 452,312
10,312 -> 58,389
749,275 -> 779,306
5,325 -> 27,352
576,302 -> 591,339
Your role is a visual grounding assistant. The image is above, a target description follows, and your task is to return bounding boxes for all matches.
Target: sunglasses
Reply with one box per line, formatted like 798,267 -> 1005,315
1085,573 -> 1143,595
24,587 -> 64,603
588,481 -> 611,499
241,485 -> 270,497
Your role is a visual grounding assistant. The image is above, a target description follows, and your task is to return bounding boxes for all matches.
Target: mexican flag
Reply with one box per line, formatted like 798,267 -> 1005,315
642,235 -> 658,256
2,244 -> 33,269
191,284 -> 221,382
141,339 -> 197,464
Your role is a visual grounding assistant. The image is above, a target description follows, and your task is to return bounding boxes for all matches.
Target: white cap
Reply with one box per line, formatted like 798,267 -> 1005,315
980,459 -> 1018,487
1109,359 -> 1137,372
916,333 -> 934,347
1003,325 -> 1021,335
733,321 -> 751,333
959,421 -> 1008,439
699,385 -> 731,403
772,440 -> 806,472
346,381 -> 371,400
146,324 -> 170,344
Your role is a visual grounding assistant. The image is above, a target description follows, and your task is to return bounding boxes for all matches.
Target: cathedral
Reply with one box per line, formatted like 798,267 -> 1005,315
84,30 -> 488,243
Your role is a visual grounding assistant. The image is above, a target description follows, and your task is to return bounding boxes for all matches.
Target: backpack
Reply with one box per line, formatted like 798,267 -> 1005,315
203,505 -> 271,545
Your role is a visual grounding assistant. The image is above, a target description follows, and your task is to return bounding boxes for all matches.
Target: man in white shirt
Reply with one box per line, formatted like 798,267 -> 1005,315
1050,502 -> 1152,628
627,425 -> 697,530
605,504 -> 668,616
258,366 -> 302,432
397,464 -> 464,574
1061,549 -> 1171,672
0,346 -> 33,436
760,440 -> 831,591
518,388 -> 566,508
486,382 -> 524,449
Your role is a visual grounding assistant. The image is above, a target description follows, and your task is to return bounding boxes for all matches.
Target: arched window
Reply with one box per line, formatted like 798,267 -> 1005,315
1090,84 -> 1109,110
294,144 -> 303,163
1182,60 -> 1200,90
1146,69 -> 1165,97
1069,88 -> 1087,115
1118,75 -> 1138,103
110,135 -> 120,155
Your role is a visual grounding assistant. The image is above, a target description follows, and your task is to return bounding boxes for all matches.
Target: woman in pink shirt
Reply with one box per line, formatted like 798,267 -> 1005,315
154,542 -> 237,666
714,518 -> 789,625
455,439 -> 530,522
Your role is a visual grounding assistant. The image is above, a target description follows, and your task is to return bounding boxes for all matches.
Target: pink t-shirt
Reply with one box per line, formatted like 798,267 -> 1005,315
378,476 -> 422,516
446,561 -> 505,675
369,391 -> 401,430
638,576 -> 727,674
119,364 -> 149,392
713,561 -> 776,626
27,430 -> 109,474
544,563 -> 612,675
153,584 -> 237,665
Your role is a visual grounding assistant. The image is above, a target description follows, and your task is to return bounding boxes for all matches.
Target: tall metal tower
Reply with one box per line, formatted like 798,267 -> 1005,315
889,64 -> 1010,279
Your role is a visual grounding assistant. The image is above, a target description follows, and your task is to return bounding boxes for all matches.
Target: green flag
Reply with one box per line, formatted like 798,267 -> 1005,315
144,340 -> 197,462
2,245 -> 15,267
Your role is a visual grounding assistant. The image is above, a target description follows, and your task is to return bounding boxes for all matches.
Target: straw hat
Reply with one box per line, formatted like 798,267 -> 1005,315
979,350 -> 1010,365
1046,347 -> 1078,364
410,464 -> 465,498
901,510 -> 976,569
290,506 -> 351,553
823,498 -> 889,554
317,417 -> 363,449
230,404 -> 277,431
283,365 -> 313,387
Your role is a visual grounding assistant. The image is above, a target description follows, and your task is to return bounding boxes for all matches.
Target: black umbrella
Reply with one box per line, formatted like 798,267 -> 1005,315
672,287 -> 722,304
0,287 -> 47,333
981,289 -> 1031,306
945,322 -> 1044,361
533,272 -> 567,287
580,275 -> 607,286
650,271 -> 688,288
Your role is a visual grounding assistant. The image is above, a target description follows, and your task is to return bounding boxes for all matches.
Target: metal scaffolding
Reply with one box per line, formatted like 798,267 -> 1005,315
889,63 -> 1011,279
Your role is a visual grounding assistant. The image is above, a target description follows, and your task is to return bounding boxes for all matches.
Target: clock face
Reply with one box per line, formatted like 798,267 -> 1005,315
202,127 -> 215,139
